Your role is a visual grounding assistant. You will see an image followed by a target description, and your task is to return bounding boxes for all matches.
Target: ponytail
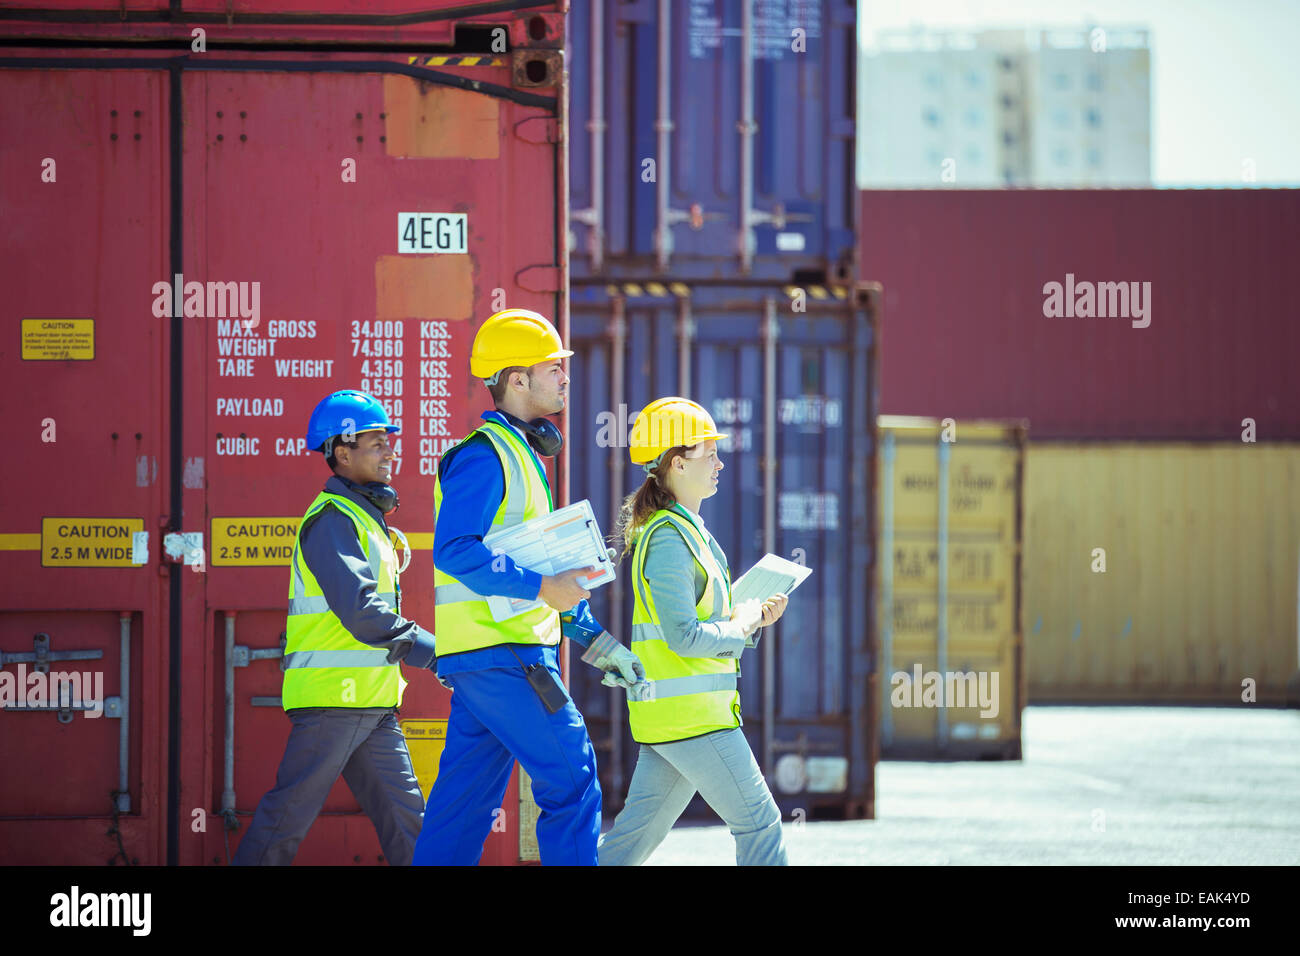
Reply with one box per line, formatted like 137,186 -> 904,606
609,444 -> 691,563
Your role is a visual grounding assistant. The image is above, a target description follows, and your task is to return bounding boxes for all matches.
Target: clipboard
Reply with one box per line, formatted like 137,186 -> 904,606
480,499 -> 616,622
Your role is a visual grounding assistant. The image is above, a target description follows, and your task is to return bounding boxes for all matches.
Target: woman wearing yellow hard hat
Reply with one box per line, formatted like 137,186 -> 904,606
597,397 -> 790,866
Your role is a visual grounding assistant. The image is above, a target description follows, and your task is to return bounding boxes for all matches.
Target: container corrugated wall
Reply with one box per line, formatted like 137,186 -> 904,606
859,189 -> 1300,440
567,0 -> 858,282
565,281 -> 880,818
0,3 -> 565,865
876,418 -> 1026,759
1025,443 -> 1300,704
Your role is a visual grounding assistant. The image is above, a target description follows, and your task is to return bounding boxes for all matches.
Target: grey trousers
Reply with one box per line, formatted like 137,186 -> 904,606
232,707 -> 425,866
598,727 -> 789,866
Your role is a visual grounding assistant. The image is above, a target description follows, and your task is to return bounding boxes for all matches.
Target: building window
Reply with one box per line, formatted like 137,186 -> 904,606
1000,56 -> 1013,70
1085,108 -> 1102,128
923,108 -> 941,127
924,71 -> 942,91
1001,93 -> 1014,108
1002,130 -> 1016,145
1052,108 -> 1071,129
966,71 -> 982,89
965,108 -> 982,128
1052,72 -> 1070,90
965,146 -> 981,165
1087,148 -> 1102,167
1053,146 -> 1071,166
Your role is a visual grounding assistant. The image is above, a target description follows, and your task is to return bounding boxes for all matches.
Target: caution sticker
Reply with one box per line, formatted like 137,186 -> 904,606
22,319 -> 94,360
211,518 -> 300,566
401,719 -> 448,801
42,518 -> 145,567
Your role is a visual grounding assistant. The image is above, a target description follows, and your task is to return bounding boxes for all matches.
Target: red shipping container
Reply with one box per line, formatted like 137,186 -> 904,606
1,12 -> 565,866
859,189 -> 1300,440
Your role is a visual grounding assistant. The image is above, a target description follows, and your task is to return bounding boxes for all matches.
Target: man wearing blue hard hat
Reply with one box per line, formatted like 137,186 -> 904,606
232,389 -> 438,866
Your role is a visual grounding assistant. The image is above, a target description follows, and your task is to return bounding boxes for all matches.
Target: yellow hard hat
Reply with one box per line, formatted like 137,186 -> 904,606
470,308 -> 573,381
629,396 -> 729,467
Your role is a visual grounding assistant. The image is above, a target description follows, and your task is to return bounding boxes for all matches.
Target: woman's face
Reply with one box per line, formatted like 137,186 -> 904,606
671,439 -> 724,500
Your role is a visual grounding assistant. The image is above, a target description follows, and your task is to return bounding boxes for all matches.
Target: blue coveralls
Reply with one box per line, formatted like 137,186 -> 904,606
411,411 -> 604,866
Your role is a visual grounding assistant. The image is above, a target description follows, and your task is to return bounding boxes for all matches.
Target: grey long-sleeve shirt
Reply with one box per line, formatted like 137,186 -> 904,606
639,509 -> 751,660
297,474 -> 437,668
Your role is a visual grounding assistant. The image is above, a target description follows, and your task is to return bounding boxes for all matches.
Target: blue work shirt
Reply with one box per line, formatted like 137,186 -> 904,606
299,474 -> 438,668
434,409 -> 604,677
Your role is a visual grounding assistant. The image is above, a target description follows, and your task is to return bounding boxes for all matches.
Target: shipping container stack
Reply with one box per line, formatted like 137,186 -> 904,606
565,0 -> 879,820
0,1 -> 570,866
862,189 -> 1300,716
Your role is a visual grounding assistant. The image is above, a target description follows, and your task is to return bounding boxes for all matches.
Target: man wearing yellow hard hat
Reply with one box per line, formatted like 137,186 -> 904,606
411,309 -> 644,866
598,397 -> 790,865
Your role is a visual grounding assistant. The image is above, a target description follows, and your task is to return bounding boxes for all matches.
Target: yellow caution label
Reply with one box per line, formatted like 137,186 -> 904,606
22,319 -> 94,360
401,719 -> 448,801
42,517 -> 144,567
211,517 -> 300,566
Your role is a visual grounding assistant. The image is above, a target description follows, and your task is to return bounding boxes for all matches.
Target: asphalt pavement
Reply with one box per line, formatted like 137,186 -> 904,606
630,706 -> 1300,865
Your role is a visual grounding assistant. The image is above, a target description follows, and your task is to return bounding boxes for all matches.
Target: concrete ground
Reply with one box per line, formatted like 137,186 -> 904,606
629,706 -> 1300,865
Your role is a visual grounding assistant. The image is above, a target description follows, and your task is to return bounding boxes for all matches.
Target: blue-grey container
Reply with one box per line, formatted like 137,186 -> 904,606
566,0 -> 858,283
563,280 -> 881,819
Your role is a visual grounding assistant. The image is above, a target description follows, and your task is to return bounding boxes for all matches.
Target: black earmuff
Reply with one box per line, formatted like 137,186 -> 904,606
355,481 -> 399,515
499,411 -> 564,458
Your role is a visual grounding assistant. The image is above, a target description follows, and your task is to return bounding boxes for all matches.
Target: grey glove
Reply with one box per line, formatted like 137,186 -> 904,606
581,631 -> 646,689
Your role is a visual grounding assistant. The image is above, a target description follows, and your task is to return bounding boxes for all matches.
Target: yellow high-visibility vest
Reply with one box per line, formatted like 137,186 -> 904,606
433,420 -> 561,654
626,506 -> 741,744
283,491 -> 405,710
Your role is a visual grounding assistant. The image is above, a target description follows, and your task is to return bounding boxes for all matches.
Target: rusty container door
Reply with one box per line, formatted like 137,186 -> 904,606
0,64 -> 169,864
187,50 -> 565,866
567,280 -> 880,820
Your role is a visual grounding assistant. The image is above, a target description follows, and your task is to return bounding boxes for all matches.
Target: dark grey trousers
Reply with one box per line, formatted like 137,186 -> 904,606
231,707 -> 425,866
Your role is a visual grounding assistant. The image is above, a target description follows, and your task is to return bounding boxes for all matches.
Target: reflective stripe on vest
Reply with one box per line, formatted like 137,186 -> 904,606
625,507 -> 741,744
432,421 -> 561,654
282,492 -> 405,709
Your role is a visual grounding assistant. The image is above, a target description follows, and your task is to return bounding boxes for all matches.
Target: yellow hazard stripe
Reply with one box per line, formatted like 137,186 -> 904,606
406,55 -> 505,67
403,533 -> 435,550
0,534 -> 41,550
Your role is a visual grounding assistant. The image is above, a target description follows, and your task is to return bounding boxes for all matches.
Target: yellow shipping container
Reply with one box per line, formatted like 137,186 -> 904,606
877,417 -> 1027,758
1025,443 -> 1300,705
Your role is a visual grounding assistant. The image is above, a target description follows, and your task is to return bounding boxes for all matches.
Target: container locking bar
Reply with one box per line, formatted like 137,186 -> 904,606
221,613 -> 285,828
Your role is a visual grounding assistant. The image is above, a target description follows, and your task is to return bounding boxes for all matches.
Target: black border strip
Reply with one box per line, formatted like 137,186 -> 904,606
0,55 -> 558,109
0,0 -> 549,27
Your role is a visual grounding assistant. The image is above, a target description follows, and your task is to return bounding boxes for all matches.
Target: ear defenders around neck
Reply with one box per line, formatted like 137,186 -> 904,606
498,410 -> 564,458
354,480 -> 399,515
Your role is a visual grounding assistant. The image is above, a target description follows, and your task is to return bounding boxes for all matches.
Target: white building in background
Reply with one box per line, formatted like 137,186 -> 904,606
858,27 -> 1151,187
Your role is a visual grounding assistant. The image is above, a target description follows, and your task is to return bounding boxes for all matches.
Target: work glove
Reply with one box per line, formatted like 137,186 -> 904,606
580,631 -> 646,689
730,598 -> 763,639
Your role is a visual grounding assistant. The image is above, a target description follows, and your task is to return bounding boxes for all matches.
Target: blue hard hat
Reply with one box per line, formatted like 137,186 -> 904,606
305,390 -> 400,454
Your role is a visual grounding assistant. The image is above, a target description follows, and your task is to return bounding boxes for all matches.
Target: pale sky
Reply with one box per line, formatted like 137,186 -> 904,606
859,0 -> 1300,186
